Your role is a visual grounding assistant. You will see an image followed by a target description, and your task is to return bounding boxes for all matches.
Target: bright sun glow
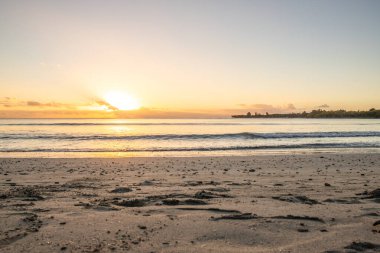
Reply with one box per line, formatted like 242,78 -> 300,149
103,91 -> 140,110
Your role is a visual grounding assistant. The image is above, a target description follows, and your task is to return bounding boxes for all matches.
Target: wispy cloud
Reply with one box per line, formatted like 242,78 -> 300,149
0,97 -> 17,107
235,103 -> 297,114
317,104 -> 329,108
26,101 -> 73,108
0,96 -> 123,112
0,96 -> 302,118
93,98 -> 118,111
0,97 -> 75,109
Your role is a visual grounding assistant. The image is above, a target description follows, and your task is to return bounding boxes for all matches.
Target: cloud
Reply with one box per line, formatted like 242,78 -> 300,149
250,104 -> 276,110
0,96 -> 301,118
0,110 -> 116,119
27,101 -> 43,106
94,99 -> 118,111
317,104 -> 329,108
234,103 -> 297,114
1,96 -> 122,112
0,97 -> 19,107
0,101 -> 12,107
0,97 -> 75,109
26,101 -> 70,108
113,108 -> 220,119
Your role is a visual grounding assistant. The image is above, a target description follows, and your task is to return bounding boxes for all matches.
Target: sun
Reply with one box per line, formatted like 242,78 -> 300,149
103,91 -> 141,110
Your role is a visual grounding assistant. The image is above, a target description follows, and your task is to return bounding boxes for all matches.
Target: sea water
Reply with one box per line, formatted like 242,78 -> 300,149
0,118 -> 379,157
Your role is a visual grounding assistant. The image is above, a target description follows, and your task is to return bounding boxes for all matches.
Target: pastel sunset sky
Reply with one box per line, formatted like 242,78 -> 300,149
1,0 -> 379,118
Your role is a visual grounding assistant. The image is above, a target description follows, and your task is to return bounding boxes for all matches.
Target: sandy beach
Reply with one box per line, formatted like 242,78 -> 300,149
2,0 -> 380,252
0,153 -> 379,253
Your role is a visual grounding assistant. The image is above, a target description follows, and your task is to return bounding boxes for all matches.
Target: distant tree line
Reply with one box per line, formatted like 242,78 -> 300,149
232,108 -> 380,118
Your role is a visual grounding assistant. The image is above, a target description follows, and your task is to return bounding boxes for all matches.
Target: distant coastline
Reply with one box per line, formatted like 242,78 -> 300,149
232,108 -> 380,119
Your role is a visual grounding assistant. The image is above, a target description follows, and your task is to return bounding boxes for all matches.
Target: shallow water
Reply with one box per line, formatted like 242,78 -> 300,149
0,118 -> 379,157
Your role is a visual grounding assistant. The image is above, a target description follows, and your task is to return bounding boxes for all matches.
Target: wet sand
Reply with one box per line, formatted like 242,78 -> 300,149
0,153 -> 379,252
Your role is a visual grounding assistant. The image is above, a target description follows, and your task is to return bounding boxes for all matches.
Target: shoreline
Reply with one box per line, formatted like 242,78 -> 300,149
0,147 -> 379,158
0,153 -> 379,252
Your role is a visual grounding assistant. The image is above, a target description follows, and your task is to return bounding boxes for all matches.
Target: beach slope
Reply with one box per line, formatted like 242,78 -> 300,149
0,154 -> 379,252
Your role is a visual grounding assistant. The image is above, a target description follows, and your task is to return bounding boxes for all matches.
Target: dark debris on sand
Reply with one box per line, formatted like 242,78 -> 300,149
0,212 -> 43,248
113,198 -> 147,207
271,215 -> 324,223
323,198 -> 362,204
177,207 -> 241,213
194,190 -> 232,199
184,180 -> 220,186
358,188 -> 380,203
272,194 -> 320,205
211,213 -> 258,221
108,193 -> 211,208
0,186 -> 44,201
344,241 -> 380,252
162,199 -> 207,206
22,213 -> 43,232
110,187 -> 133,193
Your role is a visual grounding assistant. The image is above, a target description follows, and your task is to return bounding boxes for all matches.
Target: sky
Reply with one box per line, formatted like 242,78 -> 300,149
0,0 -> 379,118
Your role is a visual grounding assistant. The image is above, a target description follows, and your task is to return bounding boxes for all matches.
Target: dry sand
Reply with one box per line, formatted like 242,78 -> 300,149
0,153 -> 379,253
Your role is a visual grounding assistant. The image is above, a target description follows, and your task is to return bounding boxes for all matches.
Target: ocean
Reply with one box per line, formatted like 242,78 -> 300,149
0,118 -> 380,157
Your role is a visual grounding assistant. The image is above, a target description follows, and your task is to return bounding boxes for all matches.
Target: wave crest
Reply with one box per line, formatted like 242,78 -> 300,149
1,131 -> 380,141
